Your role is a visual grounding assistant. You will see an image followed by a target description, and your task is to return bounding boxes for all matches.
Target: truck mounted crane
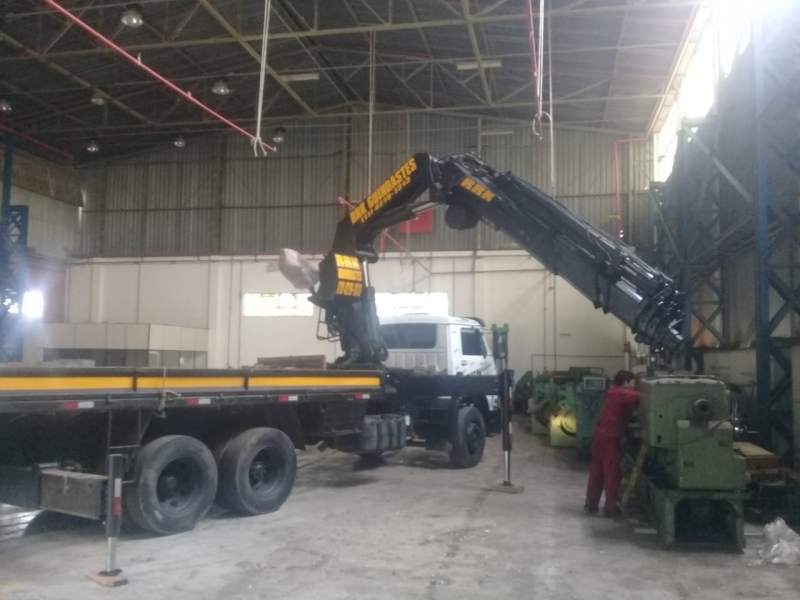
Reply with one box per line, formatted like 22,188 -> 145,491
286,153 -> 685,367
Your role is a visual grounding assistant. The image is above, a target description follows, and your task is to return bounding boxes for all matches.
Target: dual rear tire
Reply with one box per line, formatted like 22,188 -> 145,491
124,428 -> 296,536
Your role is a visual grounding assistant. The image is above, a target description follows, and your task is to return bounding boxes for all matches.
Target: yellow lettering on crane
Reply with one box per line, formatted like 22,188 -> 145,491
460,177 -> 495,202
348,157 -> 420,224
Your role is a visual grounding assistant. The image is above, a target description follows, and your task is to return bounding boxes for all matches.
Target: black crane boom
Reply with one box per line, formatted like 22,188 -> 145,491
288,153 -> 684,366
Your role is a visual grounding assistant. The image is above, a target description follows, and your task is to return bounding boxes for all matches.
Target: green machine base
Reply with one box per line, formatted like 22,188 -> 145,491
644,475 -> 748,550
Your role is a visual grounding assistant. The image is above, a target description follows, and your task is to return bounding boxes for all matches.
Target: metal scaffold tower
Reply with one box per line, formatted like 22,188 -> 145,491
0,134 -> 29,363
752,8 -> 800,450
645,5 -> 800,453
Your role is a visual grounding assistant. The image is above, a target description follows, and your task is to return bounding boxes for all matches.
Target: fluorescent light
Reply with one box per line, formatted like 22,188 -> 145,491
87,140 -> 100,153
273,127 -> 286,144
0,100 -> 11,113
281,73 -> 320,82
173,135 -> 186,148
456,60 -> 502,71
479,130 -> 513,136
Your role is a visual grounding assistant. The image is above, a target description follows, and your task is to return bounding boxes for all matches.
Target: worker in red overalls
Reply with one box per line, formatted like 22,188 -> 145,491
584,370 -> 640,517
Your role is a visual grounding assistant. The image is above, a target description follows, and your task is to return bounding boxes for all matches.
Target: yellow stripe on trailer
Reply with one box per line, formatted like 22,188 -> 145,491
0,373 -> 381,394
0,376 -> 135,391
136,377 -> 244,389
249,376 -> 381,388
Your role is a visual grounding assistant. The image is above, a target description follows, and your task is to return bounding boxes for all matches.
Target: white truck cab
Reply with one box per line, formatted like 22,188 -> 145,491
379,315 -> 499,416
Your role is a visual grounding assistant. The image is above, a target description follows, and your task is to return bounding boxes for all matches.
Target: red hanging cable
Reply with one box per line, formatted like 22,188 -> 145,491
40,0 -> 276,153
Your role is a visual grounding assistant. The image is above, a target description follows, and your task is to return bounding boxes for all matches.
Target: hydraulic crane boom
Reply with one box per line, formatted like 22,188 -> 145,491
284,153 -> 684,366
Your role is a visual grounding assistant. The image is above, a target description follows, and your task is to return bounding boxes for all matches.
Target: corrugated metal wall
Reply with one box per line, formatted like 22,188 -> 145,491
80,115 -> 651,257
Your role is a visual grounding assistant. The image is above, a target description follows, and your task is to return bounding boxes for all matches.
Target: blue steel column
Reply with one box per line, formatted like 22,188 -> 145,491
1,135 -> 11,212
0,134 -> 29,363
676,130 -> 694,371
751,7 -> 800,450
752,16 -> 772,449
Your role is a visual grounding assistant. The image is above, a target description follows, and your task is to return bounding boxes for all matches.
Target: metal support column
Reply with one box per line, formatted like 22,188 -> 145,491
752,6 -> 800,450
752,15 -> 773,449
0,134 -> 28,363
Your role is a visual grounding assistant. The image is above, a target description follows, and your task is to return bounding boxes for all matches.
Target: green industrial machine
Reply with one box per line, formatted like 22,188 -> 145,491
640,376 -> 749,549
528,368 -> 604,448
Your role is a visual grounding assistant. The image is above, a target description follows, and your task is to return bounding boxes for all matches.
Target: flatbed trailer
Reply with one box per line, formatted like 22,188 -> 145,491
0,366 -> 503,536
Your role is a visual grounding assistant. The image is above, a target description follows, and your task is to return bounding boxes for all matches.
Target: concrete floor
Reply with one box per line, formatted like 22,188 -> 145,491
1,428 -> 799,600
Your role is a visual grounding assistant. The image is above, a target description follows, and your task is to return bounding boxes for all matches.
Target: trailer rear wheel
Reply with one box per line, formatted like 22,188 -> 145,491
216,428 -> 297,516
124,435 -> 218,536
448,406 -> 486,468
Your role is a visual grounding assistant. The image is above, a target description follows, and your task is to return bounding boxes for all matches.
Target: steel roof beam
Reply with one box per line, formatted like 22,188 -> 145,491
0,31 -> 153,125
403,0 -> 449,109
476,0 -> 515,18
167,2 -> 201,41
461,0 -> 493,105
7,42 -> 678,96
41,0 -> 97,54
602,0 -> 632,124
0,80 -> 99,133
0,4 -> 704,62
38,93 -> 664,134
272,0 -> 365,107
381,58 -> 430,108
194,0 -> 317,115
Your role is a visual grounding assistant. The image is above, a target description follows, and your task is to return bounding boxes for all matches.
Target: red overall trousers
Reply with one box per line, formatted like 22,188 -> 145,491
585,435 -> 621,515
584,386 -> 640,515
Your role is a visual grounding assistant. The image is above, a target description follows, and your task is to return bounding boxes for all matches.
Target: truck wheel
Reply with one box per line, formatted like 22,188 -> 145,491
124,435 -> 217,536
448,406 -> 486,468
217,428 -> 297,516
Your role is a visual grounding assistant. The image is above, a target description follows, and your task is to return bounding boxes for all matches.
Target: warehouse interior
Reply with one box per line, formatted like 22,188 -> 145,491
1,0 -> 800,598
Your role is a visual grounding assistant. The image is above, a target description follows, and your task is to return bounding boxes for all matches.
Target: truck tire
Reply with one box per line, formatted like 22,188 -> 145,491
216,428 -> 297,516
124,435 -> 218,536
448,406 -> 486,468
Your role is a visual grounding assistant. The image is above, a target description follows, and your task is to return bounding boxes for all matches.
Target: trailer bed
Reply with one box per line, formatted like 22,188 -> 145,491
0,367 -> 383,414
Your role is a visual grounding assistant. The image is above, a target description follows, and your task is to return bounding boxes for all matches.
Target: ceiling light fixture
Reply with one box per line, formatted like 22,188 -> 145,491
120,6 -> 144,28
87,140 -> 100,153
479,130 -> 514,136
90,91 -> 106,106
0,100 -> 11,113
173,135 -> 186,148
211,79 -> 231,95
455,60 -> 502,71
280,73 -> 320,82
272,127 -> 286,144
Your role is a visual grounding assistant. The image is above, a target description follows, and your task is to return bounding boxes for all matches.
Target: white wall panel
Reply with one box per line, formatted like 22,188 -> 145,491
138,263 -> 210,329
66,264 -> 92,323
98,264 -> 139,323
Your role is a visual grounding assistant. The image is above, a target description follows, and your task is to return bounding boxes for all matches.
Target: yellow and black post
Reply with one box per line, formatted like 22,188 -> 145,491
89,454 -> 128,587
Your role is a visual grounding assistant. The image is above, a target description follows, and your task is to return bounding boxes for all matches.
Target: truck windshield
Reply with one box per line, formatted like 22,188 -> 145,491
380,324 -> 437,349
